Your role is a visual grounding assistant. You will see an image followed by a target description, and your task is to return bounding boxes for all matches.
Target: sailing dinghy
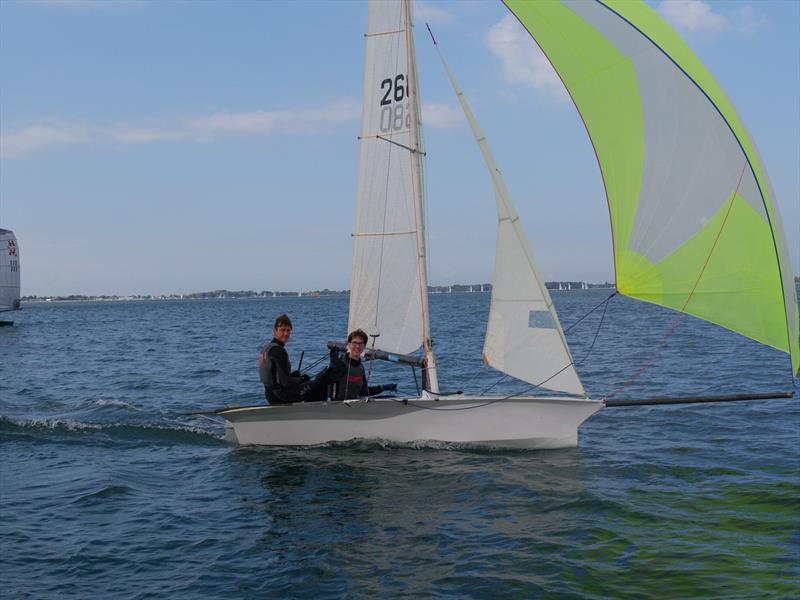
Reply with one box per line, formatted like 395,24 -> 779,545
0,229 -> 21,326
216,0 -> 798,448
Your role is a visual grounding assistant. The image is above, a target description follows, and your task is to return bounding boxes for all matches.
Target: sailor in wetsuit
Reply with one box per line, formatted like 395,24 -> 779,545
258,314 -> 328,404
329,329 -> 397,401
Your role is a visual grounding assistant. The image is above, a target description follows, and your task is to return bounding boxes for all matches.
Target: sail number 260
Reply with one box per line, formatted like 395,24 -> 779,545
379,74 -> 411,133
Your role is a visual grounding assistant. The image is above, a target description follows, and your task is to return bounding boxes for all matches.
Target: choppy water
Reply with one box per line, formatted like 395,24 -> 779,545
1,291 -> 798,598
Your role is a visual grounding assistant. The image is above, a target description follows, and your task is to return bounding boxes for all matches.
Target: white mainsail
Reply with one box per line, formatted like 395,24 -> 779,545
431,38 -> 585,397
348,0 -> 431,358
0,229 -> 21,313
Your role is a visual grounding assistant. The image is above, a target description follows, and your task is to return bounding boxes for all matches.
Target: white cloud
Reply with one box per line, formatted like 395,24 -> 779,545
658,0 -> 729,33
484,15 -> 566,102
730,5 -> 767,35
414,1 -> 453,26
422,102 -> 463,129
0,99 -> 360,158
657,0 -> 766,35
31,0 -> 143,8
0,121 -> 93,157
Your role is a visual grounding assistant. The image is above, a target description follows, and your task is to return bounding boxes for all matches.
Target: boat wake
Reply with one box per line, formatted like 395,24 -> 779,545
0,415 -> 226,447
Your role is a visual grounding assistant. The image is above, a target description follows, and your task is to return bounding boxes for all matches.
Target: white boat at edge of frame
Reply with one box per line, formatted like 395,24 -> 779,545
214,0 -> 799,449
0,228 -> 21,326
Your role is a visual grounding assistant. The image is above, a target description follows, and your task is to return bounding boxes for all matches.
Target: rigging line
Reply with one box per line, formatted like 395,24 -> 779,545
477,293 -> 615,396
373,125 -> 395,335
457,360 -> 490,392
563,291 -> 617,333
479,373 -> 510,397
300,353 -> 328,375
391,363 -> 576,411
417,31 -> 433,312
575,291 -> 611,366
421,110 -> 433,307
367,334 -> 377,379
604,161 -> 749,400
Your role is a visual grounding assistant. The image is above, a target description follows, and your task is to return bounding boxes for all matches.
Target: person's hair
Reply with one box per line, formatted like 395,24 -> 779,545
274,314 -> 293,330
347,329 -> 368,344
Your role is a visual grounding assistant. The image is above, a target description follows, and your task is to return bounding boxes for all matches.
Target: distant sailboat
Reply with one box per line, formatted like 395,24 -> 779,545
214,0 -> 798,448
0,229 -> 21,325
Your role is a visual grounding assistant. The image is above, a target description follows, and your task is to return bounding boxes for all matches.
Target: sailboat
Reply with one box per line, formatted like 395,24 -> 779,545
0,229 -> 21,326
215,0 -> 798,448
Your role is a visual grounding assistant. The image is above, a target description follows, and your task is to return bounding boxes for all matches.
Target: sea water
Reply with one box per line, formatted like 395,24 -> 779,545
1,291 -> 798,598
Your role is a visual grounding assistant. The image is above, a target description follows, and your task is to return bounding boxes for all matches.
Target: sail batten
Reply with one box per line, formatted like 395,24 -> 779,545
505,0 -> 800,375
349,0 -> 432,360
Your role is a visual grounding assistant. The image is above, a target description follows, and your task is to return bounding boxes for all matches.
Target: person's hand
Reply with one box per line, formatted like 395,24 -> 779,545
290,370 -> 301,378
384,383 -> 397,392
301,374 -> 311,382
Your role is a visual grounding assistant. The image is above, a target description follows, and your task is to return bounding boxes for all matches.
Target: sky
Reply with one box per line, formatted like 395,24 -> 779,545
1,0 -> 798,296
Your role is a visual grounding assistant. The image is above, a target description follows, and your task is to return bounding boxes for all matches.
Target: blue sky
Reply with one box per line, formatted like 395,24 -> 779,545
1,0 -> 797,296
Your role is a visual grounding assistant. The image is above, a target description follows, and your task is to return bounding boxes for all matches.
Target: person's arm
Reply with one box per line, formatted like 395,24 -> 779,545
269,346 -> 304,389
367,383 -> 397,395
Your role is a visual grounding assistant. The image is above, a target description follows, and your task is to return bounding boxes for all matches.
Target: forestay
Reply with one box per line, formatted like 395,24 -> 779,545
505,0 -> 800,375
431,38 -> 585,397
349,0 -> 430,355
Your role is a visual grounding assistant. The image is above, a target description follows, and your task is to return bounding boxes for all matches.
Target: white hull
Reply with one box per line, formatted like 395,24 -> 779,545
218,396 -> 603,449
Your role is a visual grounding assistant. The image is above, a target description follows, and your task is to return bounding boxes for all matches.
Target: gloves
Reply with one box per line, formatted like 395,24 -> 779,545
291,370 -> 310,382
329,347 -> 343,366
383,383 -> 397,392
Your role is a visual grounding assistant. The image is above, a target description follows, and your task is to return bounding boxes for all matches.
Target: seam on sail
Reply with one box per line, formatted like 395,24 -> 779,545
592,0 -> 796,370
500,0 -> 620,291
680,161 -> 747,313
605,162 -> 746,400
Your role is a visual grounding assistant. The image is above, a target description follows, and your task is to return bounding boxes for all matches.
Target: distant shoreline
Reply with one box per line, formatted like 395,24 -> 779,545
22,282 -> 616,303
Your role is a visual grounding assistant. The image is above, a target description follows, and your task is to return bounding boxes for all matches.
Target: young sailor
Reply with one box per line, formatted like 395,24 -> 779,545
258,314 -> 327,404
330,329 -> 397,401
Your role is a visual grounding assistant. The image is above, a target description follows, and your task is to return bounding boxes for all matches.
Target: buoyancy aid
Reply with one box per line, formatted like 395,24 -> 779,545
332,356 -> 368,400
258,339 -> 285,389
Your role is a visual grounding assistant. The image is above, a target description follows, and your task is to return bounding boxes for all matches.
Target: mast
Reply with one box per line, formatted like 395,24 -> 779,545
349,0 -> 438,392
403,0 -> 438,393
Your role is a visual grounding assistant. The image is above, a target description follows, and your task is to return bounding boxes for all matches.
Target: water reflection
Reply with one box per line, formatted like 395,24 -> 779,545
228,444 -> 592,595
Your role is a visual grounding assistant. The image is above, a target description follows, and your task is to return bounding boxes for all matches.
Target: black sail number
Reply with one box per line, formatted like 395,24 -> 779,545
379,74 -> 409,133
379,74 -> 406,106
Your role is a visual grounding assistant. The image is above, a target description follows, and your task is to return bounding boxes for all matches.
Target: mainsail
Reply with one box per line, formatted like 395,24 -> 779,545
430,33 -> 585,396
505,0 -> 800,375
349,0 -> 431,357
0,229 -> 21,313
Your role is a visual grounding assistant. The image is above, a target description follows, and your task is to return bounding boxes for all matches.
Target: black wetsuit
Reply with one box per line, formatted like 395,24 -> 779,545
330,354 -> 385,401
258,338 -> 328,404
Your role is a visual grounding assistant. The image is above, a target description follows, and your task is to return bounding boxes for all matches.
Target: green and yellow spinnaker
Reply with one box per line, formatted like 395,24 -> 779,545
504,0 -> 799,375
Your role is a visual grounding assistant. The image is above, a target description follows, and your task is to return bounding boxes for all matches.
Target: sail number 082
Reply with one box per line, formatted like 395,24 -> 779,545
379,74 -> 411,133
